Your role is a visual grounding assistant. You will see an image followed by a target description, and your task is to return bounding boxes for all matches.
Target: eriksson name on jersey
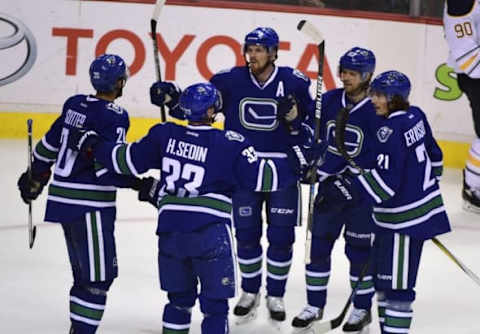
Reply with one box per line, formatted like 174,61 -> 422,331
165,138 -> 208,163
404,120 -> 426,147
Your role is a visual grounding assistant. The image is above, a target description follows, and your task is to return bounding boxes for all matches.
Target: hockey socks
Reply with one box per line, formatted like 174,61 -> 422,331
266,245 -> 292,297
237,246 -> 262,294
162,303 -> 191,334
69,285 -> 107,334
305,262 -> 330,308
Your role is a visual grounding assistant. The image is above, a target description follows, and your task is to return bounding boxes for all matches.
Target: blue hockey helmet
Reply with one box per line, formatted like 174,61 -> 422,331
244,27 -> 279,53
89,54 -> 128,92
370,70 -> 411,102
179,83 -> 222,121
339,47 -> 376,80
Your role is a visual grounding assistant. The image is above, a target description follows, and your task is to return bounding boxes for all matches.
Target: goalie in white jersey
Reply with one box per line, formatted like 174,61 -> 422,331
444,0 -> 480,213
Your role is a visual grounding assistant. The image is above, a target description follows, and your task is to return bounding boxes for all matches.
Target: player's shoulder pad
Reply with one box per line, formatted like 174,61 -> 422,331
215,67 -> 235,76
106,102 -> 126,115
407,105 -> 427,119
64,94 -> 87,107
378,110 -> 417,144
224,130 -> 245,142
212,66 -> 243,81
280,66 -> 310,83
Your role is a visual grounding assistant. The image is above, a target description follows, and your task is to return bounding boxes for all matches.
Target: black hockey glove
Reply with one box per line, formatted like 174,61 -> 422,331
67,129 -> 100,159
287,143 -> 323,184
315,174 -> 358,213
137,176 -> 161,209
150,81 -> 185,120
17,169 -> 51,204
277,94 -> 302,134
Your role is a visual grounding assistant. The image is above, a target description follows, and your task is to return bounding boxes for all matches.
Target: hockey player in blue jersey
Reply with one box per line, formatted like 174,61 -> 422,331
150,27 -> 315,323
68,82 -> 307,334
16,54 -> 141,333
291,47 -> 378,333
318,71 -> 450,334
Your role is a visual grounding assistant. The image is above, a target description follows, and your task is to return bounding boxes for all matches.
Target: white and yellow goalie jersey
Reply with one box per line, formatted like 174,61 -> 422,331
444,0 -> 480,78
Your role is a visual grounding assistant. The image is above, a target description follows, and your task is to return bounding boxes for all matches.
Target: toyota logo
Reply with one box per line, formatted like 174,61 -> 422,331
0,13 -> 37,87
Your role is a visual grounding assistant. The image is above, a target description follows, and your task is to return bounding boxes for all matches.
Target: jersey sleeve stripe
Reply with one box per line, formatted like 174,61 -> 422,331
116,145 -> 131,174
125,143 -> 139,176
370,169 -> 395,196
460,52 -> 479,71
41,137 -> 59,152
358,171 -> 394,203
455,45 -> 480,62
358,175 -> 382,204
111,145 -> 121,174
34,139 -> 58,162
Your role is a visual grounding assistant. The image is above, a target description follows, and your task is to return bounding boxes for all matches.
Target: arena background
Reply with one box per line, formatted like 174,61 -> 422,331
0,0 -> 472,167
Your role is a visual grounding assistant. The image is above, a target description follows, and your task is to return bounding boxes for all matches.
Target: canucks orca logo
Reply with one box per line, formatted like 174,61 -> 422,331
326,120 -> 364,158
377,126 -> 393,143
225,130 -> 245,142
239,97 -> 279,131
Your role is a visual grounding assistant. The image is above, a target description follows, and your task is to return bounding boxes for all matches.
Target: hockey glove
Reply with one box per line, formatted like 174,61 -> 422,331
67,129 -> 99,159
137,176 -> 161,209
277,94 -> 301,135
150,81 -> 185,120
287,145 -> 317,184
17,169 -> 51,204
315,174 -> 358,213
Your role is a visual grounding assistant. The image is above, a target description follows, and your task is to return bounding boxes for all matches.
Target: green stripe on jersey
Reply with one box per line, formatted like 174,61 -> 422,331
49,185 -> 116,202
374,195 -> 444,224
433,166 -> 443,177
364,172 -> 391,201
35,141 -> 57,160
116,145 -> 131,175
158,196 -> 231,213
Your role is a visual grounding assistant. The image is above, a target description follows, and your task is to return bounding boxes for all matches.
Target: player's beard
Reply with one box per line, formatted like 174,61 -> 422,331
344,80 -> 369,100
249,60 -> 271,77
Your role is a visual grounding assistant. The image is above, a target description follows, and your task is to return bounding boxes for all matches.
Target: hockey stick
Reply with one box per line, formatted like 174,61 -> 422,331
432,237 -> 480,287
297,19 -> 324,264
336,108 -> 480,288
150,0 -> 167,122
312,256 -> 372,333
27,119 -> 37,249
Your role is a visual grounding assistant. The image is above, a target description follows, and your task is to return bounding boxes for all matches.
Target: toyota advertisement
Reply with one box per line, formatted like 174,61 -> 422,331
0,0 -> 475,147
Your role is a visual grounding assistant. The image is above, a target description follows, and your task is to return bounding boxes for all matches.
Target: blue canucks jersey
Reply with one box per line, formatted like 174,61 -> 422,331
210,66 -> 315,157
32,94 -> 135,222
90,122 -> 298,233
317,89 -> 378,180
351,106 -> 451,239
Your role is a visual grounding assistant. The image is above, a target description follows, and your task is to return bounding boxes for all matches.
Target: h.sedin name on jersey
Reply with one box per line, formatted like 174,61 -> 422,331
165,138 -> 208,163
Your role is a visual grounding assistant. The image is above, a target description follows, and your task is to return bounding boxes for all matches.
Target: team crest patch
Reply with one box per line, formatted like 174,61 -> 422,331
377,126 -> 393,143
225,130 -> 245,142
239,206 -> 252,216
